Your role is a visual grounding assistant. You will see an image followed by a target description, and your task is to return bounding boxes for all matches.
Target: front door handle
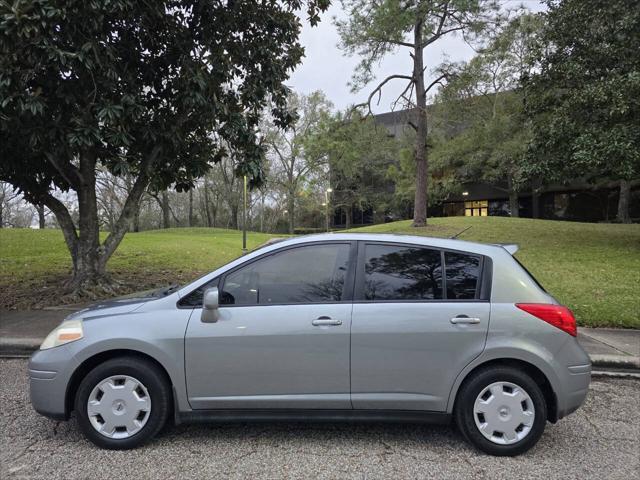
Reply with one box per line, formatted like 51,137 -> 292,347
312,317 -> 343,326
450,316 -> 481,325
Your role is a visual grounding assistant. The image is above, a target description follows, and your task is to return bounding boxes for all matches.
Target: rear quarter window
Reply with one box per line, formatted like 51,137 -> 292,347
444,251 -> 481,300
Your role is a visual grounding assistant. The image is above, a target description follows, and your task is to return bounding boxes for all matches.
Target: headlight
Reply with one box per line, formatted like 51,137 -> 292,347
40,319 -> 84,350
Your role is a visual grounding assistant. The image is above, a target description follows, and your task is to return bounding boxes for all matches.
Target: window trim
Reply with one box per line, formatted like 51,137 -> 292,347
353,240 -> 490,303
177,277 -> 220,309
210,241 -> 357,308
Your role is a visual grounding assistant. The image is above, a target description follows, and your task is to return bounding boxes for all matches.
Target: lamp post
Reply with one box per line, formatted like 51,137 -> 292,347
242,175 -> 247,253
324,187 -> 333,232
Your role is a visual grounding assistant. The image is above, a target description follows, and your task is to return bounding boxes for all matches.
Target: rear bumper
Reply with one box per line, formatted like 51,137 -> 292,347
556,362 -> 591,419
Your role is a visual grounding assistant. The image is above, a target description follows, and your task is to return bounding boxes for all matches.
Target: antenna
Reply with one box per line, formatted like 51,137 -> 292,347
450,226 -> 472,239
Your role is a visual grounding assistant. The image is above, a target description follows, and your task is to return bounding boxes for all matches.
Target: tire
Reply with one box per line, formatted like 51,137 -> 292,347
454,366 -> 547,456
74,356 -> 171,449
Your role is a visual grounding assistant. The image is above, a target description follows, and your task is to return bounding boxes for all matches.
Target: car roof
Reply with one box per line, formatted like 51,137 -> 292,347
258,232 -> 509,257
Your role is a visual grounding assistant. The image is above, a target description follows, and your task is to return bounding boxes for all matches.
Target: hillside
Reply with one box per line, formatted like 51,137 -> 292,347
0,228 -> 275,310
1,217 -> 638,327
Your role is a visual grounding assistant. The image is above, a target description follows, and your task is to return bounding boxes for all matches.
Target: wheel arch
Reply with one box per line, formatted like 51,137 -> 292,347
448,357 -> 558,423
64,349 -> 175,419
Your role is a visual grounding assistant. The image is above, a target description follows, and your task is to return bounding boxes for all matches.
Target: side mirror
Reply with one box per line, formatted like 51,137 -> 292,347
201,287 -> 220,323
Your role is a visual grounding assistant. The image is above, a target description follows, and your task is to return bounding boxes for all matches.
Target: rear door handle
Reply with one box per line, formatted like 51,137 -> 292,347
312,317 -> 343,326
450,316 -> 481,325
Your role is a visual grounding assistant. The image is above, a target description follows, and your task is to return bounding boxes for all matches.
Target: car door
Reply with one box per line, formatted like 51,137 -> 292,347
350,242 -> 490,412
185,241 -> 355,410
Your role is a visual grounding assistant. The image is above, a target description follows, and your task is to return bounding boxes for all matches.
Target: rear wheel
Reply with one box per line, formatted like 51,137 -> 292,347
75,356 -> 171,449
455,366 -> 547,456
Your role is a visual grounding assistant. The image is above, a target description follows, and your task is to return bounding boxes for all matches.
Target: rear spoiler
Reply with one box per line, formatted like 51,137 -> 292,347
494,243 -> 519,255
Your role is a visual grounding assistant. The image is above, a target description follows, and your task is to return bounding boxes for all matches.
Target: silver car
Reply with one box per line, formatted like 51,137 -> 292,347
29,233 -> 591,455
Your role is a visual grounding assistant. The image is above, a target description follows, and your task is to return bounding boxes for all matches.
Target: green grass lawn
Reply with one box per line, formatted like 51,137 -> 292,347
349,217 -> 640,329
0,217 -> 638,328
0,228 -> 275,310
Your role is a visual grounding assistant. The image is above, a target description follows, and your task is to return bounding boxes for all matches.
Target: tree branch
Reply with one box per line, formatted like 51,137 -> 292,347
41,193 -> 78,262
371,36 -> 414,48
44,153 -> 82,189
100,146 -> 161,266
425,73 -> 448,95
353,74 -> 414,117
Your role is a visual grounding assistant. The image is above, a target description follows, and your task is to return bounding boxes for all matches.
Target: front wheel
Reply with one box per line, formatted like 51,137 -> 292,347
455,366 -> 547,456
74,356 -> 171,449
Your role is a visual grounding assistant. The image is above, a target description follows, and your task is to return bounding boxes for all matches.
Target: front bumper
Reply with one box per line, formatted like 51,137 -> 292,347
29,345 -> 79,421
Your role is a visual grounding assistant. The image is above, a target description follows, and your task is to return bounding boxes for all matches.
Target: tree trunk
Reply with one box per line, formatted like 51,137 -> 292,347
203,182 -> 212,227
37,204 -> 46,228
132,204 -> 140,232
38,151 -> 156,295
161,191 -> 170,228
260,193 -> 265,233
412,20 -> 428,227
507,177 -> 519,218
509,192 -> 519,217
617,179 -> 631,223
230,203 -> 239,230
188,189 -> 194,227
287,190 -> 295,234
531,191 -> 540,219
344,205 -> 352,229
71,153 -> 105,289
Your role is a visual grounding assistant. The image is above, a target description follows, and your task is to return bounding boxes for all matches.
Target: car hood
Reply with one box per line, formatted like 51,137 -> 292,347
65,289 -> 163,322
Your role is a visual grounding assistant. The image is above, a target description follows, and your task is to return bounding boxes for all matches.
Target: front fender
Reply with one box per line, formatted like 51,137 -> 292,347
66,306 -> 194,412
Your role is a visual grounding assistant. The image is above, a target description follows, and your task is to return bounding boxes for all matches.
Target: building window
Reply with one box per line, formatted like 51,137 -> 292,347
465,200 -> 488,216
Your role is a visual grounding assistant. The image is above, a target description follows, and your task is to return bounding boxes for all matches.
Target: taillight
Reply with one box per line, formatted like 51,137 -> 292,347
515,303 -> 577,337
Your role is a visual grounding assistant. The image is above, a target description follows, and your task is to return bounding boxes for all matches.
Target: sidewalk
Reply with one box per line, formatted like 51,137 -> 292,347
1,307 -> 639,371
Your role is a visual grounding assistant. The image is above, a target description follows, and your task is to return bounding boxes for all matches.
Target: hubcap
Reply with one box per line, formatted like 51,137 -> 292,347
87,375 -> 151,439
473,381 -> 535,445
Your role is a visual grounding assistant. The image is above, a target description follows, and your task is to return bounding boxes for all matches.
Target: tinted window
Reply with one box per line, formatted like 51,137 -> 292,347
363,244 -> 442,301
445,252 -> 480,299
220,244 -> 351,305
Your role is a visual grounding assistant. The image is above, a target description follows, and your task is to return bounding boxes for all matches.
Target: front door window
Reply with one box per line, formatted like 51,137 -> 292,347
221,243 -> 351,305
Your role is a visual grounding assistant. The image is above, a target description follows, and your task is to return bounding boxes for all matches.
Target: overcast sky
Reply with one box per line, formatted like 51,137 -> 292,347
288,1 -> 546,113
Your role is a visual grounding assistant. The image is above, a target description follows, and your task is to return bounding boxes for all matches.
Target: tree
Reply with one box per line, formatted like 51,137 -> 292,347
429,12 -> 543,216
0,0 -> 329,294
336,0 -> 500,226
524,0 -> 640,223
0,182 -> 35,228
304,110 -> 399,228
262,91 -> 333,234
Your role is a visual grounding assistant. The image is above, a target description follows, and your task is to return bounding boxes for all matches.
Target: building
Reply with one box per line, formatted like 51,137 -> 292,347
330,108 -> 638,226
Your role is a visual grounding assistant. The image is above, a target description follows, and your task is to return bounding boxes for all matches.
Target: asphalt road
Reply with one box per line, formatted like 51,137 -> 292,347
1,359 -> 639,480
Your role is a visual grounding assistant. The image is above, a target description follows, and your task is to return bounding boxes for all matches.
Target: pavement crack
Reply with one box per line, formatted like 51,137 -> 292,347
9,439 -> 39,464
234,449 -> 258,463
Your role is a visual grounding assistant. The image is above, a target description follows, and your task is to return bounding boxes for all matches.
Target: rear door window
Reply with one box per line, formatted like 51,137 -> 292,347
362,244 -> 443,301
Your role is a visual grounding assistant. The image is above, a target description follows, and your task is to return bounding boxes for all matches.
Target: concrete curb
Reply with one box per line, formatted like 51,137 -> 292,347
0,338 -> 42,357
589,354 -> 640,370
